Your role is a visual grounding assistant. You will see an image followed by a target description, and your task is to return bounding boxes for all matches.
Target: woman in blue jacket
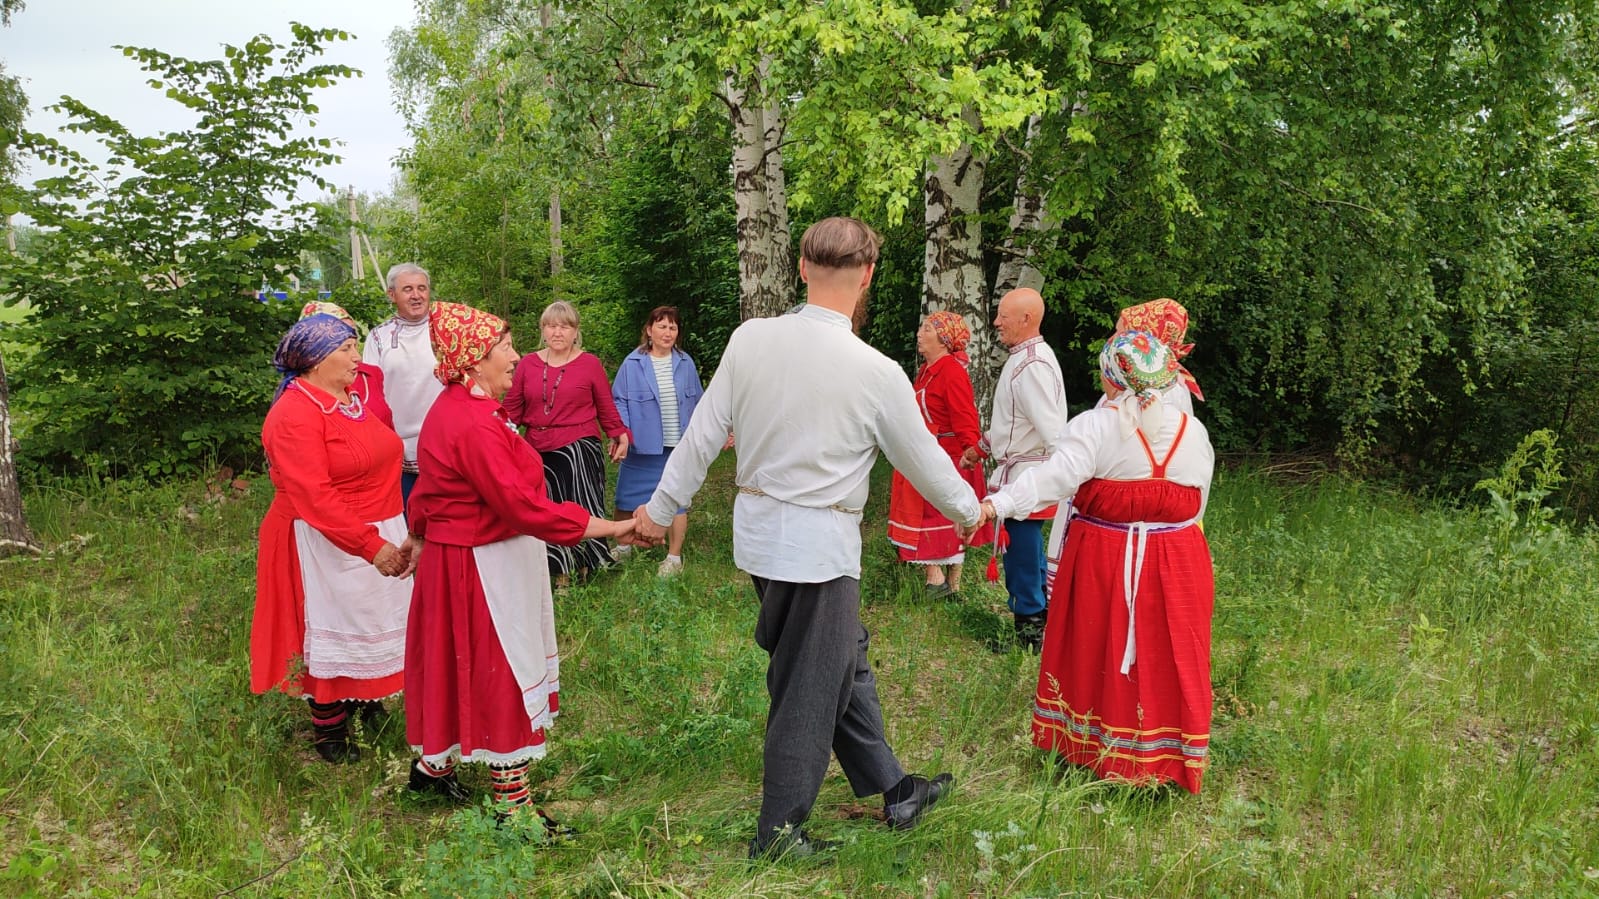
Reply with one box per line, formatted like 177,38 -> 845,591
612,306 -> 704,576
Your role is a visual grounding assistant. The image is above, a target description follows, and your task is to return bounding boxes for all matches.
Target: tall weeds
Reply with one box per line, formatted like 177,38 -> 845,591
2,458 -> 1595,896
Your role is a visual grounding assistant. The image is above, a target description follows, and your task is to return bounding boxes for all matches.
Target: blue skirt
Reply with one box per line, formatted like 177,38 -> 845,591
616,447 -> 687,514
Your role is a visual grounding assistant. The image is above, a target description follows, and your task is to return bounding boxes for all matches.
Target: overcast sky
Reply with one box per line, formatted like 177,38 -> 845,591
3,0 -> 417,201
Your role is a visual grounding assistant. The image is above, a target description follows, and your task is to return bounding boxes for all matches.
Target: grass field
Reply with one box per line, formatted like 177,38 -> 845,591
2,455 -> 1597,897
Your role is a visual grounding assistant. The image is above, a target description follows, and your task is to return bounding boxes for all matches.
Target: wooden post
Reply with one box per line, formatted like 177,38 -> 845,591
347,186 -> 362,282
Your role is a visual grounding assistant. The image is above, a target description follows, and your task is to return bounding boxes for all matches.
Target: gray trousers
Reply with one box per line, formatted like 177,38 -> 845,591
752,575 -> 906,839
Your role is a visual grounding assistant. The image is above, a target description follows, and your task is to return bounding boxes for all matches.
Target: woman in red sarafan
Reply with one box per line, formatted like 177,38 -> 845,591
402,302 -> 638,830
974,330 -> 1216,793
251,313 -> 416,765
885,311 -> 990,596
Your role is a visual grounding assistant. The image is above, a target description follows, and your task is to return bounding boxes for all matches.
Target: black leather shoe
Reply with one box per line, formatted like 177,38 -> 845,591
313,737 -> 360,764
884,773 -> 954,831
493,805 -> 577,841
407,763 -> 471,803
356,700 -> 390,730
748,828 -> 839,861
1013,612 -> 1046,652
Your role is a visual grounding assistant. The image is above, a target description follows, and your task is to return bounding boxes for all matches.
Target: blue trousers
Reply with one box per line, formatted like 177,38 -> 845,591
401,470 -> 418,510
1002,518 -> 1048,616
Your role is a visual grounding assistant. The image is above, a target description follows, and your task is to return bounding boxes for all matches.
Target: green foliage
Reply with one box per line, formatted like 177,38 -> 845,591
589,113 -> 741,366
1,25 -> 355,477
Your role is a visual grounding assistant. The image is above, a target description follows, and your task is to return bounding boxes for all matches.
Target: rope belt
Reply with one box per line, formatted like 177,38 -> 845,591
1073,513 -> 1198,676
737,485 -> 863,516
997,451 -> 1052,486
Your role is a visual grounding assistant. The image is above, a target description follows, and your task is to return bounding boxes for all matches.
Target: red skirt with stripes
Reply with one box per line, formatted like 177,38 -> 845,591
1031,477 -> 1214,792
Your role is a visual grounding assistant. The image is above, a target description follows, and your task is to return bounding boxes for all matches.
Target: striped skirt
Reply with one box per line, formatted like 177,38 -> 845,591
542,436 -> 615,577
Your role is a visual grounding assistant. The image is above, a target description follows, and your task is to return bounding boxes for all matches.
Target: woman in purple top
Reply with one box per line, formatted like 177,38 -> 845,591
504,301 -> 631,582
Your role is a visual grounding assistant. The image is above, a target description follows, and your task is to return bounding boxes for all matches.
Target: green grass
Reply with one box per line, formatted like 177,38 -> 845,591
2,459 -> 1597,897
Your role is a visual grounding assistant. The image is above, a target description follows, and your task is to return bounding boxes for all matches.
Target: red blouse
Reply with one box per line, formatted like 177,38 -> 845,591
503,351 -> 629,453
914,352 -> 983,461
261,380 -> 404,562
408,383 -> 592,548
355,362 -> 394,432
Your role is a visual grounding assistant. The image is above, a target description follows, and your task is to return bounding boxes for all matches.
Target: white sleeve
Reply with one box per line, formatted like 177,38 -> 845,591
987,411 -> 1106,520
876,369 -> 982,528
645,343 -> 734,527
361,329 -> 382,366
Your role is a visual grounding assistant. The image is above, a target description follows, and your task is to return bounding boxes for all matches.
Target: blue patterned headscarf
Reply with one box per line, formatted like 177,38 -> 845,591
272,313 -> 357,402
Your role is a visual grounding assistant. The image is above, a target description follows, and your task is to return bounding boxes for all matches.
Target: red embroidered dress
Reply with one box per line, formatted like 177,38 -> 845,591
886,353 -> 990,561
1031,416 -> 1216,793
251,380 -> 409,702
404,384 -> 591,766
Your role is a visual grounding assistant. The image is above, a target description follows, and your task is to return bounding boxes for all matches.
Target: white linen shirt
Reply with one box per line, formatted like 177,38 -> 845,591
363,316 -> 444,467
987,400 -> 1214,523
646,304 -> 982,583
983,336 -> 1069,508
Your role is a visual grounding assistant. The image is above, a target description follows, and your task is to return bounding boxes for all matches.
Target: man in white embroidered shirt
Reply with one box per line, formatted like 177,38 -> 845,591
635,217 -> 980,860
363,263 -> 444,505
960,288 -> 1069,650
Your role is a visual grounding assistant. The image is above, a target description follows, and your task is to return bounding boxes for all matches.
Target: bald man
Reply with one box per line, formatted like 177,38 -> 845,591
961,288 -> 1068,649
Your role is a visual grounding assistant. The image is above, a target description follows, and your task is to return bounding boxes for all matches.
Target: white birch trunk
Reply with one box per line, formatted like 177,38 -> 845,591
758,58 -> 796,307
727,70 -> 795,321
922,107 -> 993,406
0,349 -> 40,557
993,113 -> 1051,297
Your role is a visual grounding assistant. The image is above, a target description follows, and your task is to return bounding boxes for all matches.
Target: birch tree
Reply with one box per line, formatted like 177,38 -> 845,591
0,0 -> 36,554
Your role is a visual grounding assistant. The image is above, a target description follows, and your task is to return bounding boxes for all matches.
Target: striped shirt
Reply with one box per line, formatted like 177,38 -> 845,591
652,354 -> 681,446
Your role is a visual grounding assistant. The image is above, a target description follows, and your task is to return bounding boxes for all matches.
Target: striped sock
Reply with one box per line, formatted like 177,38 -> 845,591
488,760 -> 531,808
308,699 -> 348,741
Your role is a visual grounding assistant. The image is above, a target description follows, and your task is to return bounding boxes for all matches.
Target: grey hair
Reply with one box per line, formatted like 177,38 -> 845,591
385,262 -> 431,290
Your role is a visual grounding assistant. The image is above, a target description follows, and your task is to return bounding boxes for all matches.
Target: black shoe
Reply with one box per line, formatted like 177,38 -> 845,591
408,763 -> 472,803
1013,612 -> 1046,652
494,805 -> 577,840
313,737 -> 361,764
884,773 -> 954,831
535,808 -> 577,838
924,582 -> 955,600
356,700 -> 390,729
748,828 -> 839,861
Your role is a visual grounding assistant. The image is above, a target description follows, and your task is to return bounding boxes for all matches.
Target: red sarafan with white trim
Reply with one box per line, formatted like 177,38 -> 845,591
1030,414 -> 1215,793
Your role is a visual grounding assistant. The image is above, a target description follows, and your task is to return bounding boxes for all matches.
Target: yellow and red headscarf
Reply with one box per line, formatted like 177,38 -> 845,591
924,310 -> 971,355
1115,298 -> 1203,401
430,301 -> 507,386
299,301 -> 365,334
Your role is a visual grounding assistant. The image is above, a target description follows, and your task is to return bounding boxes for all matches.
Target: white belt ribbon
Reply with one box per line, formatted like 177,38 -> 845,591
1076,514 -> 1197,676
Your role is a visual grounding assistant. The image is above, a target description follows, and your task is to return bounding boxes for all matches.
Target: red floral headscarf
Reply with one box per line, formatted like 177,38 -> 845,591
1115,298 -> 1203,401
430,302 -> 507,385
924,310 -> 971,355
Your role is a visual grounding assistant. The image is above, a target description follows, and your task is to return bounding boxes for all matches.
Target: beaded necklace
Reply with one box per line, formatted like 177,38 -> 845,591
293,379 -> 366,421
541,349 -> 575,416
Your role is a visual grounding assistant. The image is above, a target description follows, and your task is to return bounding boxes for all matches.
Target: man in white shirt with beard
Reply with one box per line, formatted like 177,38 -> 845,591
363,263 -> 444,504
636,217 -> 979,860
